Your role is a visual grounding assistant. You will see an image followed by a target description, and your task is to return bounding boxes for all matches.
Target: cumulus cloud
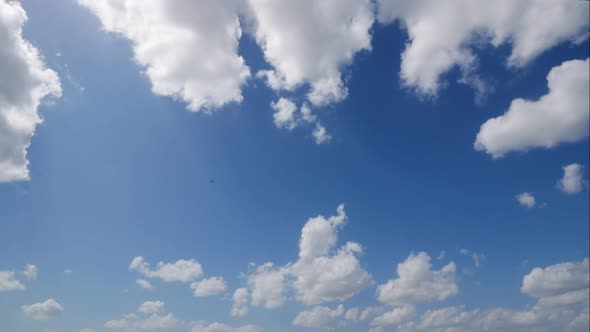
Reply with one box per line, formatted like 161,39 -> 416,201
0,0 -> 61,182
234,204 -> 372,316
136,279 -> 153,289
370,305 -> 415,329
231,287 -> 249,317
377,0 -> 589,97
191,322 -> 262,332
138,301 -> 164,314
292,304 -> 344,329
105,302 -> 178,330
246,0 -> 374,106
475,58 -> 590,158
79,0 -> 250,112
557,163 -> 585,194
22,299 -> 64,320
190,277 -> 227,297
269,98 -> 331,144
377,252 -> 458,306
271,98 -> 298,130
129,256 -> 203,283
0,270 -> 25,291
23,264 -> 38,280
516,193 -> 536,208
521,258 -> 589,303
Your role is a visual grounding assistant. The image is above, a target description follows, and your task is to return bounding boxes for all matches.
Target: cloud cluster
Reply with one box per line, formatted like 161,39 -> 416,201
377,0 -> 589,97
79,0 -> 250,112
232,204 -> 372,317
292,304 -> 344,329
0,0 -> 61,182
270,98 -> 331,144
22,299 -> 64,320
105,301 -> 178,330
0,270 -> 25,291
475,59 -> 590,158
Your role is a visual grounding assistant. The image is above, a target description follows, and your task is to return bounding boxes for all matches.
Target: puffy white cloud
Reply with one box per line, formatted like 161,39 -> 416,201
475,58 -> 590,158
136,279 -> 153,289
22,299 -> 64,320
557,163 -> 585,194
516,193 -> 536,208
292,304 -> 344,329
235,204 -> 372,316
370,305 -> 415,329
23,264 -> 38,280
312,123 -> 331,144
416,306 -> 478,331
129,256 -> 203,283
190,276 -> 227,297
521,258 -> 589,302
231,287 -> 249,317
79,0 -> 250,112
377,252 -> 458,306
191,322 -> 262,332
345,308 -> 359,321
105,313 -> 179,330
0,0 -> 61,182
0,270 -> 25,291
247,262 -> 288,309
271,97 -> 298,130
290,205 -> 372,304
138,301 -> 164,314
246,0 -> 374,106
377,0 -> 589,97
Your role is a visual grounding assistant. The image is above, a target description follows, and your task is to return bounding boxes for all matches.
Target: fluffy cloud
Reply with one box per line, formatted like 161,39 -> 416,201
516,193 -> 536,208
23,264 -> 38,280
0,0 -> 61,182
557,163 -> 585,194
234,205 -> 372,316
0,270 -> 25,291
521,258 -> 589,302
22,299 -> 64,320
292,304 -> 344,329
377,252 -> 458,306
79,0 -> 250,112
129,256 -> 203,283
105,302 -> 178,330
136,279 -> 153,289
190,276 -> 227,297
231,287 -> 249,317
377,0 -> 589,97
271,97 -> 298,130
269,98 -> 331,144
191,322 -> 262,332
138,301 -> 164,314
247,262 -> 288,309
371,305 -> 415,329
475,58 -> 590,158
246,0 -> 373,106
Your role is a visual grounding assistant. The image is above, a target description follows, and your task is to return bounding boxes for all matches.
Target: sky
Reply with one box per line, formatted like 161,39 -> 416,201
0,1 -> 589,332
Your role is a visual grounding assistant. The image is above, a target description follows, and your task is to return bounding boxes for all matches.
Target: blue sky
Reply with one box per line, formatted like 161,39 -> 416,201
0,1 -> 589,331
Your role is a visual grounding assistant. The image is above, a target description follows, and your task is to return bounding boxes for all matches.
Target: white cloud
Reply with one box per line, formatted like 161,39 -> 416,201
459,249 -> 484,267
557,163 -> 585,194
271,97 -> 298,130
235,204 -> 372,315
105,313 -> 179,330
290,205 -> 372,304
248,262 -> 288,309
370,305 -> 415,329
377,0 -> 589,97
136,279 -> 153,289
0,0 -> 61,182
475,58 -> 590,158
191,322 -> 262,332
516,193 -> 536,208
23,264 -> 38,280
129,256 -> 203,283
312,123 -> 331,144
377,252 -> 458,306
22,299 -> 64,320
521,258 -> 589,302
292,304 -> 344,329
79,0 -> 250,112
0,271 -> 25,291
190,276 -> 227,297
246,0 -> 374,106
345,308 -> 359,321
416,305 -> 478,330
231,287 -> 249,317
138,301 -> 164,314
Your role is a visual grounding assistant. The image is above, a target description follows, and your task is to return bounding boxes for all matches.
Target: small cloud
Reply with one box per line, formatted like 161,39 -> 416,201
136,279 -> 153,289
516,192 -> 536,208
22,299 -> 64,320
23,264 -> 38,280
557,163 -> 584,194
